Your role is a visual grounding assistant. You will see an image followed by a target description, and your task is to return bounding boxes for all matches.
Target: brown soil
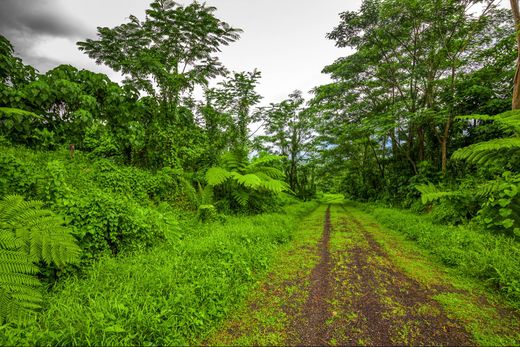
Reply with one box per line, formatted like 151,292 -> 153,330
286,205 -> 333,346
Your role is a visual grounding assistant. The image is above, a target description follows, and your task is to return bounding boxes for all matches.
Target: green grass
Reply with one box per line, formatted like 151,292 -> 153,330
0,201 -> 318,346
355,202 -> 520,307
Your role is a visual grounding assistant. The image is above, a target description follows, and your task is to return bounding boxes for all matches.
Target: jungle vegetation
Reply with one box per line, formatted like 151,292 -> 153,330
0,0 -> 519,345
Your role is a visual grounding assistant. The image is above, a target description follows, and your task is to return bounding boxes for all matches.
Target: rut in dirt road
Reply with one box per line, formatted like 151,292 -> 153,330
287,205 -> 332,346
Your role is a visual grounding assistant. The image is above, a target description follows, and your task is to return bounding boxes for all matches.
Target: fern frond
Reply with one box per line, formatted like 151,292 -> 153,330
232,190 -> 250,207
206,167 -> 232,186
260,179 -> 290,194
248,154 -> 284,169
0,195 -> 79,323
416,184 -> 466,204
473,180 -> 501,198
456,110 -> 520,133
452,138 -> 520,165
252,166 -> 285,180
221,152 -> 247,172
231,173 -> 262,189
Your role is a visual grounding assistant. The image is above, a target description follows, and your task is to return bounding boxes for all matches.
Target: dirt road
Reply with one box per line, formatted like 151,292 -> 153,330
206,203 -> 520,346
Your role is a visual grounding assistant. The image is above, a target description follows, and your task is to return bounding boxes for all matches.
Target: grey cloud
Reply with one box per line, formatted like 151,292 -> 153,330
0,0 -> 90,39
0,0 -> 94,72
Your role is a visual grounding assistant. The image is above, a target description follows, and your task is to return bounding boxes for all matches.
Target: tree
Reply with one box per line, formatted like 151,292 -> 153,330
77,0 -> 241,123
203,70 -> 262,156
314,0 -> 513,204
0,35 -> 36,87
256,91 -> 317,198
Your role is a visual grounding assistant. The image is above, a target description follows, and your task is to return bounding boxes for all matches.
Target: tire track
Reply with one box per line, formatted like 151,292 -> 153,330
288,205 -> 333,346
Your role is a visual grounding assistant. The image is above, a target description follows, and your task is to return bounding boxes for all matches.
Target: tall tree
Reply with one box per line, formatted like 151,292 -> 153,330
77,0 -> 241,123
511,0 -> 520,109
256,91 -> 317,198
203,70 -> 262,156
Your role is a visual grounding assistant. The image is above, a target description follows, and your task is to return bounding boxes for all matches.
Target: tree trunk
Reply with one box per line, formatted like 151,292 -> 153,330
511,0 -> 520,109
417,127 -> 425,162
441,116 -> 452,176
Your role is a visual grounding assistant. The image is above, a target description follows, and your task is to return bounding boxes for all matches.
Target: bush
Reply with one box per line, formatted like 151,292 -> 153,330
0,145 -> 181,261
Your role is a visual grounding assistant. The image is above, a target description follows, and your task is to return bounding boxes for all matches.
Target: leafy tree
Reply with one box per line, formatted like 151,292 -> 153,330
203,70 -> 262,157
314,0 -> 514,203
77,0 -> 241,123
256,91 -> 317,199
0,35 -> 36,87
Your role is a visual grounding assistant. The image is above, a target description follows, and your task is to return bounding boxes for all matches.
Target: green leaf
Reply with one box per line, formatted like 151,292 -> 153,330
498,199 -> 510,208
499,208 -> 512,217
502,219 -> 514,229
205,167 -> 232,186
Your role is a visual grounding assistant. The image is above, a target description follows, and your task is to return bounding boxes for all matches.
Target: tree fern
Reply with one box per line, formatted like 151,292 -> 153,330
232,190 -> 250,207
205,151 -> 289,211
457,110 -> 520,134
452,138 -> 520,165
231,173 -> 262,189
0,195 -> 80,323
206,167 -> 232,186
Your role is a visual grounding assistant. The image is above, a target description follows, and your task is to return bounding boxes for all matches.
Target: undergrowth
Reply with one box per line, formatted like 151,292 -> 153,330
0,201 -> 318,346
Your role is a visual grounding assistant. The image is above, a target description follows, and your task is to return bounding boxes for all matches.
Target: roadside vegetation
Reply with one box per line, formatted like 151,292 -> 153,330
1,0 -> 520,345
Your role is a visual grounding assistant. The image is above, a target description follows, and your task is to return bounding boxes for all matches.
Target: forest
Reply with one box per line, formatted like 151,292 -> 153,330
0,0 -> 519,345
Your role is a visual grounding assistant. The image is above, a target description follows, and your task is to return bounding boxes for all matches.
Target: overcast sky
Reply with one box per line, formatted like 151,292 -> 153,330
0,0 -> 365,106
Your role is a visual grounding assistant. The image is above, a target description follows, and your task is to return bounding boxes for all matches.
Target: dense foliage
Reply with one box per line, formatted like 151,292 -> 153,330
1,0 -> 519,343
312,0 -> 519,232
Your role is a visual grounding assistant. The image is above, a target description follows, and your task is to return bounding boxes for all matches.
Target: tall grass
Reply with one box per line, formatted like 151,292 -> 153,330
0,202 -> 318,346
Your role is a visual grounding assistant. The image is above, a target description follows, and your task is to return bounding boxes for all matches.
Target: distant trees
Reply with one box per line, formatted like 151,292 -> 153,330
256,91 -> 317,199
314,0 -> 515,205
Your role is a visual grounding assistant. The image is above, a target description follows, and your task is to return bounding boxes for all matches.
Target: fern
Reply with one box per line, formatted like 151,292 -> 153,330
206,167 -> 232,186
416,184 -> 466,204
457,110 -> 520,134
453,110 -> 520,166
205,151 -> 289,211
232,190 -> 250,207
452,138 -> 520,165
231,173 -> 262,189
260,178 -> 290,194
0,195 -> 80,323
